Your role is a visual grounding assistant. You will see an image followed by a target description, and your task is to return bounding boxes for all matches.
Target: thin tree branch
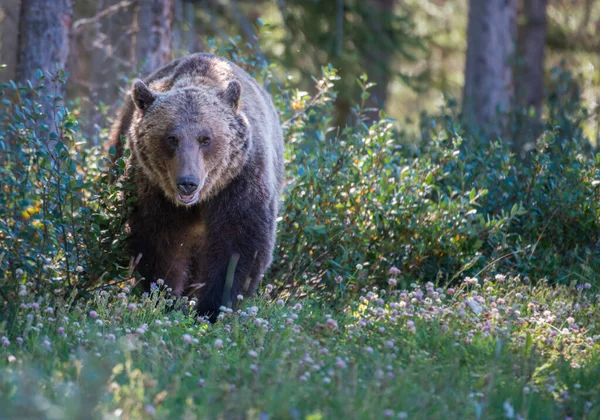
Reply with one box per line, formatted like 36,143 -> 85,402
73,1 -> 134,33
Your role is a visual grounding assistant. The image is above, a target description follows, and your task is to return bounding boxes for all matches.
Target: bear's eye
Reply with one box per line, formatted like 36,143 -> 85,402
198,135 -> 211,146
165,136 -> 179,148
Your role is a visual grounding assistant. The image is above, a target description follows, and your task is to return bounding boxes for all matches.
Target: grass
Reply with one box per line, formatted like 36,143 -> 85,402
1,273 -> 600,419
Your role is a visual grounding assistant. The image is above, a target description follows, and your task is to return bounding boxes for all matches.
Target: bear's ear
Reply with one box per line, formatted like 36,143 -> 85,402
220,80 -> 242,113
131,80 -> 156,111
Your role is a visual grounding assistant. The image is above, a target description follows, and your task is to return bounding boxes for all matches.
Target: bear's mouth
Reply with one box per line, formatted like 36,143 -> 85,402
176,191 -> 199,205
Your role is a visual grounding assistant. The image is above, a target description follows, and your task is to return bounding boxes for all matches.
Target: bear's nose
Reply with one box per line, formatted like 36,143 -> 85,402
176,176 -> 199,195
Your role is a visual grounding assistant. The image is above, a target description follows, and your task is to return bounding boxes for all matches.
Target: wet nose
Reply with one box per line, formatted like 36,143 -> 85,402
176,176 -> 199,195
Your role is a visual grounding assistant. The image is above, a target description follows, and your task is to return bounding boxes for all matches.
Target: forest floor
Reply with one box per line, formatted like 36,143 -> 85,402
1,275 -> 599,419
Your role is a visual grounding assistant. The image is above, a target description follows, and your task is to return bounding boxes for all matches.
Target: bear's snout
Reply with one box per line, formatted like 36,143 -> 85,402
176,176 -> 200,196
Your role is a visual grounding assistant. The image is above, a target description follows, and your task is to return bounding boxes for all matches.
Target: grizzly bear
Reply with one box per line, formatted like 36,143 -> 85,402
109,53 -> 284,320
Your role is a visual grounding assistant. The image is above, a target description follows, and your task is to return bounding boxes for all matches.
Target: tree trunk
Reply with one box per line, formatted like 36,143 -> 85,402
0,0 -> 22,83
515,0 -> 548,155
16,0 -> 73,84
463,0 -> 517,132
334,0 -> 395,126
16,0 -> 73,133
131,0 -> 175,74
517,0 -> 547,113
364,0 -> 394,117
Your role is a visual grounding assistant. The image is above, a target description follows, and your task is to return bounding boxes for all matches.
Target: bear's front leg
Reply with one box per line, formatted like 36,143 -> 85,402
128,208 -> 191,295
190,199 -> 277,321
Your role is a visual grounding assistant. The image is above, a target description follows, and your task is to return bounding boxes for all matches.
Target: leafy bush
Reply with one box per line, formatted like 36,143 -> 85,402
0,70 -> 133,317
272,73 -> 521,292
272,66 -> 600,292
417,74 -> 600,283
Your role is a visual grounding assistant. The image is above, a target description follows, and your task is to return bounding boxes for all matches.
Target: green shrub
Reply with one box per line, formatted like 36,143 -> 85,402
417,73 -> 600,283
271,73 -> 521,292
0,70 -> 133,318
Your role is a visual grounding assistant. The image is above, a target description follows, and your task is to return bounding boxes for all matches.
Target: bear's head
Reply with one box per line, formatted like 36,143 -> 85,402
129,79 -> 250,206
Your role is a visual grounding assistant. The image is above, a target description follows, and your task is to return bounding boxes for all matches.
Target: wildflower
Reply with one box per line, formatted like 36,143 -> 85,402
389,267 -> 400,275
182,334 -> 192,344
128,303 -> 137,310
89,310 -> 98,319
265,284 -> 274,293
567,317 -> 575,325
144,405 -> 156,416
76,266 -> 84,273
356,264 -> 363,270
7,355 -> 16,363
32,302 -> 39,311
365,346 -> 374,354
293,303 -> 303,311
388,278 -> 397,287
248,350 -> 258,358
326,318 -> 338,329
57,327 -> 65,336
45,307 -> 54,314
335,275 -> 343,284
276,299 -> 285,306
398,413 -> 408,419
15,268 -> 24,277
18,288 -> 27,297
335,358 -> 347,369
43,339 -> 51,350
155,320 -> 162,326
237,294 -> 244,302
198,378 -> 206,388
156,278 -> 164,286
383,410 -> 394,418
467,299 -> 482,315
107,334 -> 116,341
214,339 -> 224,350
248,306 -> 259,316
494,274 -> 506,282
503,400 -> 514,418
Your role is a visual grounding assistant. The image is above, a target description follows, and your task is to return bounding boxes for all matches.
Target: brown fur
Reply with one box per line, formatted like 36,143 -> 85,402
109,53 -> 284,320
